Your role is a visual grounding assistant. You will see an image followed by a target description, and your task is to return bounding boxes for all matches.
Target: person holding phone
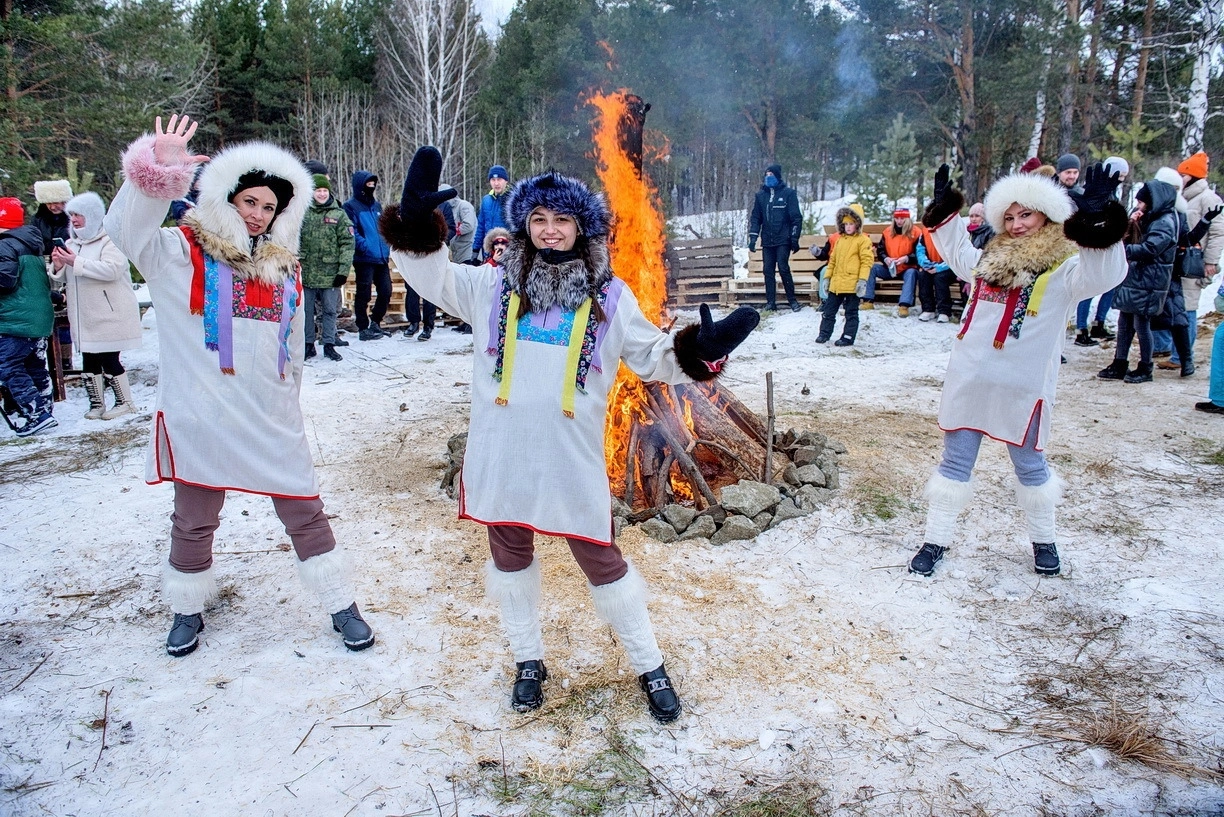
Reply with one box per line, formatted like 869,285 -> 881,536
50,192 -> 143,419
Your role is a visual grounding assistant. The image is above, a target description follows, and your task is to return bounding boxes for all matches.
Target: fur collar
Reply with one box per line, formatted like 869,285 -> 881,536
975,222 -> 1076,289
501,235 -> 612,312
181,211 -> 297,285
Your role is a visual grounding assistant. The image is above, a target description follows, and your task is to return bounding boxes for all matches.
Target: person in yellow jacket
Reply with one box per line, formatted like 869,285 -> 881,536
817,203 -> 875,346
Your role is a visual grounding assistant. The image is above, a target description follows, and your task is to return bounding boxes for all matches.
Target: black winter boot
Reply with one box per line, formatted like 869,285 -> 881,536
166,613 -> 205,657
1097,359 -> 1128,380
305,343 -> 317,359
1074,330 -> 1097,347
323,344 -> 343,361
511,660 -> 547,712
908,543 -> 947,577
1090,321 -> 1115,341
639,664 -> 682,723
1123,362 -> 1154,383
1032,542 -> 1061,575
331,603 -> 375,651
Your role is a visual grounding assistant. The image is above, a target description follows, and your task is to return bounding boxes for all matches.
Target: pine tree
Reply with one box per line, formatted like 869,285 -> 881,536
858,113 -> 918,220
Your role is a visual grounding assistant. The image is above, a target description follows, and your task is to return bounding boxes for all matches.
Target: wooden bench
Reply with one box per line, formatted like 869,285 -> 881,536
667,238 -> 734,308
725,225 -> 905,308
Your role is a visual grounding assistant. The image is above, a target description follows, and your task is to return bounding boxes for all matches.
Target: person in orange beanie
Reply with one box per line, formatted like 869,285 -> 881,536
1178,151 -> 1209,182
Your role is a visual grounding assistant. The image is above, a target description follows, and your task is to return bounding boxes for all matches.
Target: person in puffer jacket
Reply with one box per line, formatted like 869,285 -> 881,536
815,203 -> 874,346
342,170 -> 392,340
1097,177 -> 1179,385
747,164 -> 804,311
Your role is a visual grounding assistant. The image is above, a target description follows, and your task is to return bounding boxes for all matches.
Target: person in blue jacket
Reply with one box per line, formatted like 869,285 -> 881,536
915,230 -> 957,323
343,170 -> 392,341
472,165 -> 510,261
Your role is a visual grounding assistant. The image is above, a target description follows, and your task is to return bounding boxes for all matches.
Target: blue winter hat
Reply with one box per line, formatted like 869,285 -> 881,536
488,165 -> 509,181
506,171 -> 611,238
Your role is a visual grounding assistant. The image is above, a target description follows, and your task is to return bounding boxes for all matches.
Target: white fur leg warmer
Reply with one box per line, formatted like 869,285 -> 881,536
922,473 -> 974,547
297,549 -> 356,614
485,559 -> 544,663
588,562 -> 663,676
1015,473 -> 1065,544
163,563 -> 217,615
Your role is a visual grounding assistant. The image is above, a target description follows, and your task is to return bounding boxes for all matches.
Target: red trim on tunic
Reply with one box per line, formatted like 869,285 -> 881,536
457,472 -> 614,546
147,410 -> 320,500
938,400 -> 1046,451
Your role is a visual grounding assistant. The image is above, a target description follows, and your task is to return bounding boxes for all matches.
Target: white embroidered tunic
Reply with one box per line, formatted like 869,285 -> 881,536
929,215 -> 1126,449
392,248 -> 690,544
106,181 -> 319,498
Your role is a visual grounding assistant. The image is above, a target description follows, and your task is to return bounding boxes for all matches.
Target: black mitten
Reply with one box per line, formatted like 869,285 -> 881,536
672,304 -> 760,381
332,274 -> 348,288
1063,162 -> 1129,249
400,146 -> 458,219
379,146 -> 458,254
921,163 -> 965,228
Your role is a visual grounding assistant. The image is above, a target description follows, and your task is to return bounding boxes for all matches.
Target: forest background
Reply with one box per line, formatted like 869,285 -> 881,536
3,0 -> 1223,226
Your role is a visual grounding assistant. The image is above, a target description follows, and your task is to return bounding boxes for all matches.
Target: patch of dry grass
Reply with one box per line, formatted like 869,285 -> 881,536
1036,701 -> 1222,780
0,423 -> 145,485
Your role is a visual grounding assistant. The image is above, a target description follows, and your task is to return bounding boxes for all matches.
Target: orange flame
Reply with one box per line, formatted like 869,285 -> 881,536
590,90 -> 671,501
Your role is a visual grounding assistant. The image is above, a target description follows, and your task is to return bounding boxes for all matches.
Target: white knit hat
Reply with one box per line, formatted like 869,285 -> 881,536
34,179 -> 73,204
983,173 -> 1074,233
1152,167 -> 1189,212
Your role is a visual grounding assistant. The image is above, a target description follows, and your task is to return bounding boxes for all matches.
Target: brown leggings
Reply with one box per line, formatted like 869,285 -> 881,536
487,524 -> 628,586
169,482 -> 336,573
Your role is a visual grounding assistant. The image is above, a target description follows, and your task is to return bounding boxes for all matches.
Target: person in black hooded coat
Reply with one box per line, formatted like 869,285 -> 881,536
747,164 -> 803,311
1098,178 -> 1179,384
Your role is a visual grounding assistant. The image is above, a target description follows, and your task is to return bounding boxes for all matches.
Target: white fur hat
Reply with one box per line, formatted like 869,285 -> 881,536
192,141 -> 313,255
1152,167 -> 1189,212
34,179 -> 73,204
983,173 -> 1073,233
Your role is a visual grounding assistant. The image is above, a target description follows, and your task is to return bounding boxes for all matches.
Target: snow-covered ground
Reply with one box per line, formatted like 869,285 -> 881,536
3,290 -> 1224,816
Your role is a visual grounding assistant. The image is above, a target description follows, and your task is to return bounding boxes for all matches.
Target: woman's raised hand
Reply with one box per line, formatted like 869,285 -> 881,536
153,114 -> 210,167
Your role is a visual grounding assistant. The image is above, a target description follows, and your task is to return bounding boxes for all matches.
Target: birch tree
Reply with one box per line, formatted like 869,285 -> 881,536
1183,0 -> 1224,155
377,0 -> 488,178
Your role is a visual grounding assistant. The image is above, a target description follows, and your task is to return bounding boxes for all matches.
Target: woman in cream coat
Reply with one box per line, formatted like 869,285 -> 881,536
50,191 -> 142,419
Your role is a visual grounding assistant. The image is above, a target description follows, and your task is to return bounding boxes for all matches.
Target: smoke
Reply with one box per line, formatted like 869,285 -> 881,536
832,24 -> 878,117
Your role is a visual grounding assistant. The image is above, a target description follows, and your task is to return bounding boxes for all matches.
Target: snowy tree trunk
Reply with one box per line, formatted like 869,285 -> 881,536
1183,0 -> 1224,156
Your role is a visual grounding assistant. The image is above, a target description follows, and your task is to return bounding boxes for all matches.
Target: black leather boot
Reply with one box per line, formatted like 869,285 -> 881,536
1097,359 -> 1128,380
908,543 -> 947,576
167,613 -> 205,657
1123,362 -> 1154,383
1032,542 -> 1061,575
638,664 -> 681,723
512,660 -> 547,712
331,603 -> 375,651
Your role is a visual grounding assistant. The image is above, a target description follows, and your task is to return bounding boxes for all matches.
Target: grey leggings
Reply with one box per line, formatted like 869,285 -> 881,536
487,524 -> 628,586
937,411 -> 1049,486
169,481 -> 336,572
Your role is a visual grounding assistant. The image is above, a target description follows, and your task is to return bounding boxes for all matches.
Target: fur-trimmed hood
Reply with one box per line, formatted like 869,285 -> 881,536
984,173 -> 1073,234
976,222 -> 1076,289
500,234 -> 612,313
835,204 -> 863,234
65,192 -> 106,242
185,141 -> 313,285
482,226 -> 511,257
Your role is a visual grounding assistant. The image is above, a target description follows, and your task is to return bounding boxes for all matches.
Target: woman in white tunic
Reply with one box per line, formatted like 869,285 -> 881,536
380,147 -> 759,722
49,191 -> 142,420
909,163 -> 1129,578
105,115 -> 373,656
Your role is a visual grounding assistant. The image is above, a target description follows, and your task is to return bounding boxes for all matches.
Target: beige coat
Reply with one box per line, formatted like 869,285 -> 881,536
50,231 -> 142,353
1182,178 -> 1224,303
